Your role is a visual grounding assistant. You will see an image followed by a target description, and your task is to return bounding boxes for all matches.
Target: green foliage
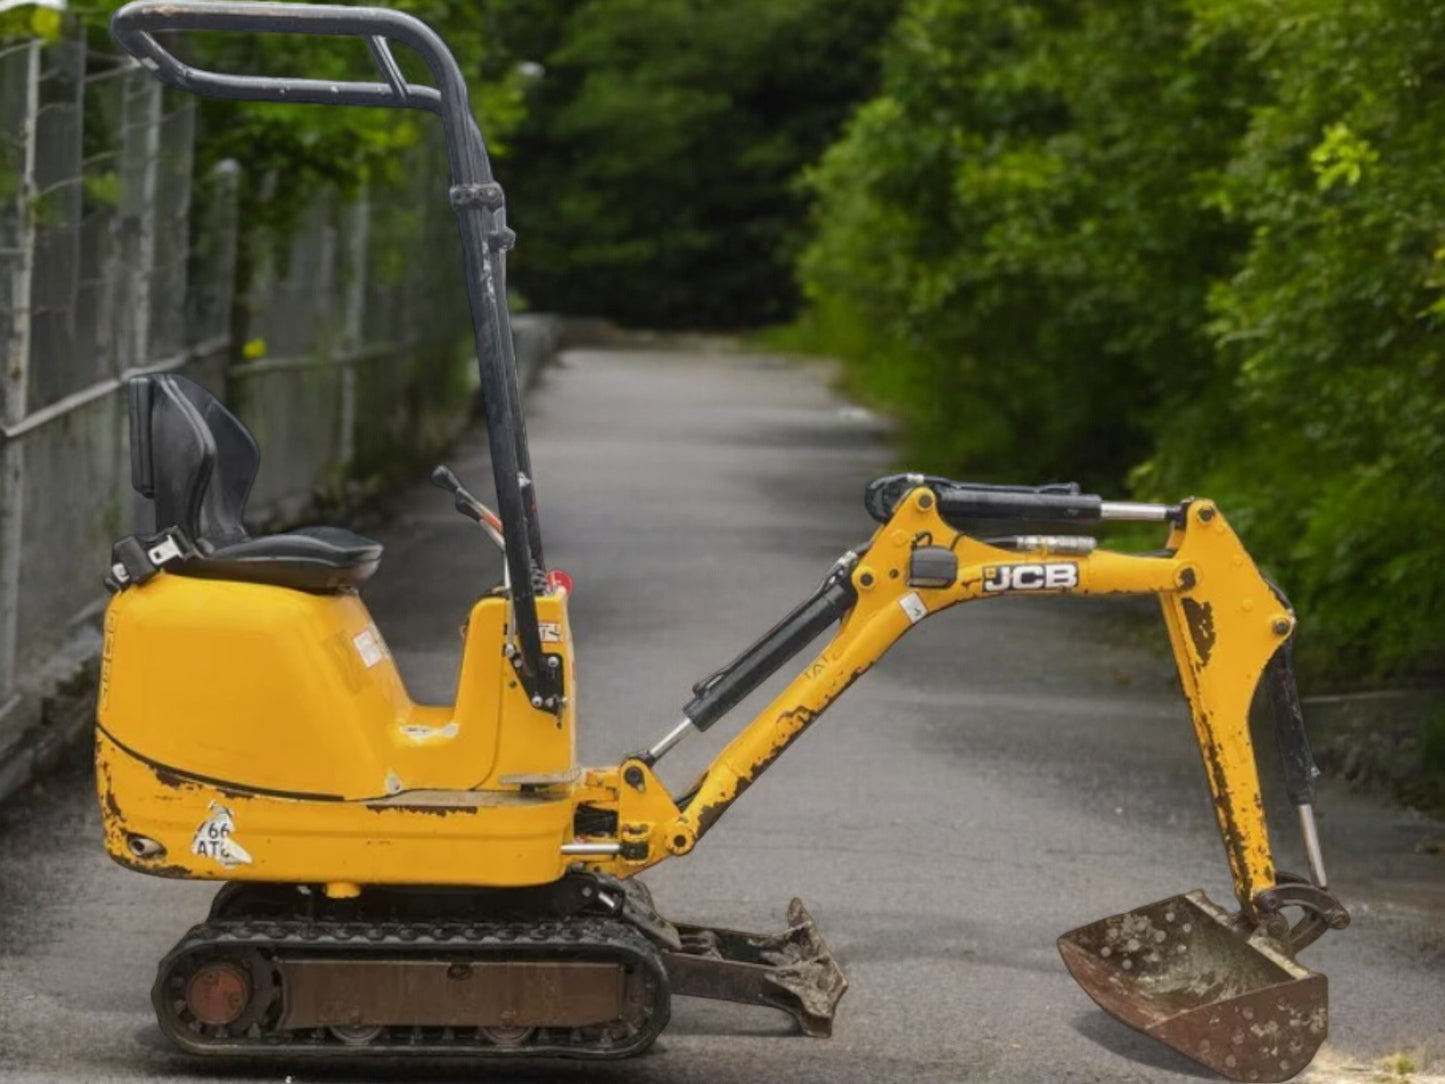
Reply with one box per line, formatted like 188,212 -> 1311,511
81,170 -> 119,208
797,0 -> 1445,680
67,0 -> 525,187
1412,709 -> 1445,816
40,0 -> 542,408
59,0 -> 531,297
800,0 -> 1256,488
504,0 -> 899,328
1140,0 -> 1445,678
0,5 -> 64,42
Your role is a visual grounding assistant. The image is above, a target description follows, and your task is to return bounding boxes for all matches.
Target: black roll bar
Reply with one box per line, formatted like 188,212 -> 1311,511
110,1 -> 554,697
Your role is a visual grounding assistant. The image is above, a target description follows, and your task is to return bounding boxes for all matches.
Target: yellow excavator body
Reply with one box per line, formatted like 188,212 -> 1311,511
93,2 -> 1349,1078
98,576 -> 579,887
100,496 -> 1279,907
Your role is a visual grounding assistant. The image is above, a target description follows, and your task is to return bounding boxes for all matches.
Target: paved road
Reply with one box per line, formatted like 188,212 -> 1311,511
1,346 -> 1442,1083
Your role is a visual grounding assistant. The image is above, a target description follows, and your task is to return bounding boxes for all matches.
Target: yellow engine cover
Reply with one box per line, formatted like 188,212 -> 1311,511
95,572 -> 581,887
102,574 -> 432,798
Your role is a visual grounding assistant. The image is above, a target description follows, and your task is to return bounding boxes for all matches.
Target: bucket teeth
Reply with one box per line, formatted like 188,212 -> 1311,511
1058,891 -> 1327,1082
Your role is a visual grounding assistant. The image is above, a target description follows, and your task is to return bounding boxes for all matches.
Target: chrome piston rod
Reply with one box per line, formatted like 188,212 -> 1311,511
1099,500 -> 1179,521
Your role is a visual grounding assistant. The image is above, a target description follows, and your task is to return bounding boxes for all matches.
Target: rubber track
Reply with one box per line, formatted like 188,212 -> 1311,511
152,914 -> 671,1059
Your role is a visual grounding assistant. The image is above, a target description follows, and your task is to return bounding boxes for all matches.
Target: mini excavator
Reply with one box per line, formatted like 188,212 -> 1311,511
97,4 -> 1348,1080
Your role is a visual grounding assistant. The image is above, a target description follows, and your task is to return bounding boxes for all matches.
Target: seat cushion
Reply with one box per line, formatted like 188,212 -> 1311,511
176,525 -> 383,592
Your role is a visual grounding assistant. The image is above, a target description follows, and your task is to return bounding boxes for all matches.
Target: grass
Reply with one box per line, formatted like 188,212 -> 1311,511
1378,1052 -> 1419,1080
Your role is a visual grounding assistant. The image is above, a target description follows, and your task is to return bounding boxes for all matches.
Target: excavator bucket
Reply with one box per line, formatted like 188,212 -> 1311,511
1058,891 -> 1327,1083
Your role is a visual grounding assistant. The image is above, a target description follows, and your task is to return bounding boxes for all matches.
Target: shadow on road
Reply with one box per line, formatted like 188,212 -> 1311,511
128,1027 -> 659,1084
1070,1009 -> 1215,1079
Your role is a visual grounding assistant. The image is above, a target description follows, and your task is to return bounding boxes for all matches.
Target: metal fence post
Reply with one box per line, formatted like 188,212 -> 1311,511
336,186 -> 369,470
186,157 -> 239,350
115,71 -> 161,373
0,38 -> 41,716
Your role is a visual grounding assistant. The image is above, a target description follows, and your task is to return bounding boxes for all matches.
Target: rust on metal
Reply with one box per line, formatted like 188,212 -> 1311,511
362,803 -> 458,817
693,774 -> 751,836
276,958 -> 626,1031
1181,597 -> 1217,666
664,898 -> 847,1037
1059,891 -> 1326,1083
97,758 -> 125,824
1254,879 -> 1350,954
1194,713 -> 1275,914
185,962 -> 252,1026
690,666 -> 872,839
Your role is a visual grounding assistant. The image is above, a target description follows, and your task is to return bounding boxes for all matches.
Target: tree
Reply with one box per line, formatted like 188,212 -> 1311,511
796,0 -> 1445,678
799,0 -> 1255,488
504,0 -> 899,327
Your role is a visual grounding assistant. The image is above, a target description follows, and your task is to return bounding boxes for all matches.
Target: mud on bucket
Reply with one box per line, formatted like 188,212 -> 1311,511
1058,890 -> 1326,1083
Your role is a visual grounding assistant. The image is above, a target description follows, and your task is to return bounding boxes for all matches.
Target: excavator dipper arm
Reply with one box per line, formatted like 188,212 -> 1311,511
593,487 -> 1320,927
577,484 -> 1348,1081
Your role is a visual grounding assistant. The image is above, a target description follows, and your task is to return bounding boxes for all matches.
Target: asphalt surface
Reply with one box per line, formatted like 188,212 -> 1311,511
1,345 -> 1442,1083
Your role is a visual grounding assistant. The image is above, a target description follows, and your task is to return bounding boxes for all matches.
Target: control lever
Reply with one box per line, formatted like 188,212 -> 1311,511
431,464 -> 506,550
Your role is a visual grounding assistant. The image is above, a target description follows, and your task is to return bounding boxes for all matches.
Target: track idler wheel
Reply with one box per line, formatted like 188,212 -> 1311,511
185,963 -> 251,1027
157,947 -> 278,1041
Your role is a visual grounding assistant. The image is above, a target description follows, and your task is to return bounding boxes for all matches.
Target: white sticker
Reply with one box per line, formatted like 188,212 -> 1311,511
538,622 -> 563,644
191,802 -> 253,868
353,625 -> 386,668
399,721 -> 459,741
899,592 -> 928,624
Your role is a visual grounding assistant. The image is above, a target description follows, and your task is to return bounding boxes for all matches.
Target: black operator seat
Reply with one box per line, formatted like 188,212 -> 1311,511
127,374 -> 382,591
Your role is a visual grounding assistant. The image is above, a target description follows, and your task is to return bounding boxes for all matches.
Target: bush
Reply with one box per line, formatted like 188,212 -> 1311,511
1140,0 -> 1445,678
799,0 -> 1257,487
796,0 -> 1445,680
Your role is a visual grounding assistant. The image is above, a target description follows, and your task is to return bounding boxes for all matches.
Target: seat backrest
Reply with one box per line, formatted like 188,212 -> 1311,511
129,374 -> 259,548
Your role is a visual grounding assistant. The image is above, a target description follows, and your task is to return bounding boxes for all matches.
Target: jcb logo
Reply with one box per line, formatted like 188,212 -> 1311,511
982,562 -> 1079,593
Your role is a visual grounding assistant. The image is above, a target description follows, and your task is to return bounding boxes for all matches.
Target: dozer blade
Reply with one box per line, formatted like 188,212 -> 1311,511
662,898 -> 847,1037
1058,891 -> 1327,1083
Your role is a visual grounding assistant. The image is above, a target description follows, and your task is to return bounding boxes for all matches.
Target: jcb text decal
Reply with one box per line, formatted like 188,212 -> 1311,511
982,562 -> 1079,593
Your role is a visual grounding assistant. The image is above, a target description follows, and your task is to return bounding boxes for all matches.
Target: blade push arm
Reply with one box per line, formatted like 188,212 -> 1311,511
581,486 -> 1305,924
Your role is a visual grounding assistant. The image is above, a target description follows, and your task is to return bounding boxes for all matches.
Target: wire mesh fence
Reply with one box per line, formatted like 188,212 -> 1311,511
0,23 -> 473,757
